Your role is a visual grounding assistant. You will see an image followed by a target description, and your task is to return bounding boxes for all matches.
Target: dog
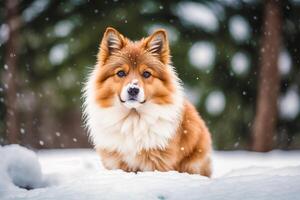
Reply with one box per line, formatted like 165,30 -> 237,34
83,27 -> 212,177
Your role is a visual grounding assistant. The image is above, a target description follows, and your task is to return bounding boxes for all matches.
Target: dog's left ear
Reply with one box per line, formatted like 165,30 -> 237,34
145,29 -> 170,64
98,27 -> 125,64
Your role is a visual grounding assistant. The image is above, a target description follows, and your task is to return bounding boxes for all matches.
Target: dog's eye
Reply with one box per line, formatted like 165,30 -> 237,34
142,71 -> 151,78
116,70 -> 126,78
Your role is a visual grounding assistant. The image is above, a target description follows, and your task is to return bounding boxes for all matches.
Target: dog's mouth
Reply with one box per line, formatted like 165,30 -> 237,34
119,96 -> 146,104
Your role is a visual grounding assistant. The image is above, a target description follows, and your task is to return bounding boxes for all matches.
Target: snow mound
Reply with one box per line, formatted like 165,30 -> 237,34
3,167 -> 300,200
1,147 -> 300,200
0,145 -> 46,195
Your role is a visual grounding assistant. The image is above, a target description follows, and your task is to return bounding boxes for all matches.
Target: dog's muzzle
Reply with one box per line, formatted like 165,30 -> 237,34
120,79 -> 145,108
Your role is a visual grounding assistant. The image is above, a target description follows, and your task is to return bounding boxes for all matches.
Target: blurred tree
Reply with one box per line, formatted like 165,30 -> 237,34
252,0 -> 282,152
2,0 -> 21,144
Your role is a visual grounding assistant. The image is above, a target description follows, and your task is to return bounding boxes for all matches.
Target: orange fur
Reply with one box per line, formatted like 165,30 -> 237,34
88,27 -> 212,177
99,101 -> 212,176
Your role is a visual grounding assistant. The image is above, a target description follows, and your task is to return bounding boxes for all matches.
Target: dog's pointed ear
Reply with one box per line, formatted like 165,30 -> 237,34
145,29 -> 170,64
98,27 -> 125,63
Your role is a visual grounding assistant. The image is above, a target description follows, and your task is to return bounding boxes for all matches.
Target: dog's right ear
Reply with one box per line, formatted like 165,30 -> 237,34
98,27 -> 125,63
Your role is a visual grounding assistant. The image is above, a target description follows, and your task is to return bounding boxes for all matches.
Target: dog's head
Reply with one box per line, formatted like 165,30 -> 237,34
94,27 -> 177,109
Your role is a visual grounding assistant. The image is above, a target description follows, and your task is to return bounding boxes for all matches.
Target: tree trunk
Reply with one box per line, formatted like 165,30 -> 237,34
3,0 -> 21,144
252,0 -> 282,152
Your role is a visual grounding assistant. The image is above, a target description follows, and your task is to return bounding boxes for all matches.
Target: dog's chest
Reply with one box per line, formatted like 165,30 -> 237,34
91,106 -> 179,155
109,111 -> 175,152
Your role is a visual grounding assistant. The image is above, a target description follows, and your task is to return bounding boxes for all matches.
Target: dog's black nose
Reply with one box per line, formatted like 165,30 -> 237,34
128,87 -> 139,96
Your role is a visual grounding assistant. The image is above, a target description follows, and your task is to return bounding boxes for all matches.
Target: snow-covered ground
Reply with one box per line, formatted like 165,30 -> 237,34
1,145 -> 300,200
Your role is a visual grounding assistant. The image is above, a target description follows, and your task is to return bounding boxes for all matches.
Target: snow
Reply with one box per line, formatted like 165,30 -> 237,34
229,15 -> 251,42
54,20 -> 74,38
205,90 -> 226,116
22,0 -> 49,23
278,50 -> 292,75
176,2 -> 218,32
231,52 -> 250,75
189,41 -> 216,70
0,145 -> 47,194
1,146 -> 300,200
49,44 -> 69,65
279,86 -> 300,120
0,24 -> 9,45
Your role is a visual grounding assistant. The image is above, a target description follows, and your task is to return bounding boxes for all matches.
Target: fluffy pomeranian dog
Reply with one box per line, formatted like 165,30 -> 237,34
83,27 -> 212,177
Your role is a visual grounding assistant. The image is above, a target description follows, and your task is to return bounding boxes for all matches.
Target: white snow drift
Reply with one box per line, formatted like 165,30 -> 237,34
1,145 -> 300,200
0,145 -> 46,193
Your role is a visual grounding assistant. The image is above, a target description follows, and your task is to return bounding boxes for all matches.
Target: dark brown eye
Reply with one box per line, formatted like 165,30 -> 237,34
142,71 -> 151,78
116,70 -> 126,77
